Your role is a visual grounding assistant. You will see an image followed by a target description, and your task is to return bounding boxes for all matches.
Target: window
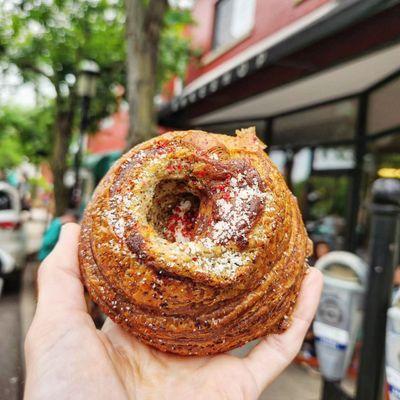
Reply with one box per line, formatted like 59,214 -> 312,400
294,0 -> 309,5
367,76 -> 400,135
313,147 -> 355,171
269,150 -> 286,173
213,0 -> 256,50
273,99 -> 358,147
0,191 -> 12,211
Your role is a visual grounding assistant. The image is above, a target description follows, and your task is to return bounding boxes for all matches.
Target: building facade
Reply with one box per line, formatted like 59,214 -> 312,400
160,0 -> 400,252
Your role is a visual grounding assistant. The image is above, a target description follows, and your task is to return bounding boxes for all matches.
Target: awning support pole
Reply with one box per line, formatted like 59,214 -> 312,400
355,178 -> 400,400
347,93 -> 368,251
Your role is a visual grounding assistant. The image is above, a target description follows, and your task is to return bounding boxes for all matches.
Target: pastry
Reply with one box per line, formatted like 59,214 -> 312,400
79,127 -> 312,355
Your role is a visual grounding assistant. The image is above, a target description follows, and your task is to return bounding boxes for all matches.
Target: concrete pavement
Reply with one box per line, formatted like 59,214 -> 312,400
0,209 -> 47,400
0,292 -> 22,400
232,340 -> 322,399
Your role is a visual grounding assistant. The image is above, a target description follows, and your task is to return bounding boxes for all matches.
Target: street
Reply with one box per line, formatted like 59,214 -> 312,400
0,291 -> 21,400
0,260 -> 38,400
0,213 -> 45,400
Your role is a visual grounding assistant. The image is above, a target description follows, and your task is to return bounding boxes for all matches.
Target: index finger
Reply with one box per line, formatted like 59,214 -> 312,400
243,268 -> 323,395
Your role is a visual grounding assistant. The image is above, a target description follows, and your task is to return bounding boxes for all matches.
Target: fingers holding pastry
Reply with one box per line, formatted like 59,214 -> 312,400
243,268 -> 323,395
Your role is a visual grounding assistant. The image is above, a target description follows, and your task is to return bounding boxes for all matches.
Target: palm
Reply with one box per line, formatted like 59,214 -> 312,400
24,224 -> 322,400
98,323 -> 258,400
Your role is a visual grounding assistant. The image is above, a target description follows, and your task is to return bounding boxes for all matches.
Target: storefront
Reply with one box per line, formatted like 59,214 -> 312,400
159,0 -> 400,253
177,61 -> 400,253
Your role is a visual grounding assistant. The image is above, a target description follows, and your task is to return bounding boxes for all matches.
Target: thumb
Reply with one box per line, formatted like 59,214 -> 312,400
36,223 -> 87,317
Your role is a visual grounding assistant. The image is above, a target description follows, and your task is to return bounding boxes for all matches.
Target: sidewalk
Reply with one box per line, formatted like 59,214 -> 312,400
262,364 -> 321,399
232,341 -> 321,399
0,292 -> 22,400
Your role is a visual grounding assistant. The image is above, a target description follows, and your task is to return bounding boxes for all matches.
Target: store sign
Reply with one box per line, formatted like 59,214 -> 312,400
313,147 -> 355,171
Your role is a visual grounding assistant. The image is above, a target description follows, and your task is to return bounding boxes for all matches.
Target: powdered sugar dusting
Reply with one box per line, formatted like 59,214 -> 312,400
99,142 -> 269,280
182,238 -> 254,278
210,174 -> 266,245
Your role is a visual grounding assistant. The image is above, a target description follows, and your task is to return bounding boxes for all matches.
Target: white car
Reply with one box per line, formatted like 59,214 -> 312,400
0,182 -> 27,284
0,247 -> 15,295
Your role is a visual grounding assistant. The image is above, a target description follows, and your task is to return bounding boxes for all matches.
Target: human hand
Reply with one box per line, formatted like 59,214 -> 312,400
24,223 -> 323,400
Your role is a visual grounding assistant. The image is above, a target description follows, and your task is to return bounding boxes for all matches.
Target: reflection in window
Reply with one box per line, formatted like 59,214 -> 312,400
291,148 -> 312,184
368,133 -> 400,173
306,175 -> 349,246
273,100 -> 357,146
368,76 -> 400,135
269,150 -> 286,173
290,148 -> 312,216
213,0 -> 256,50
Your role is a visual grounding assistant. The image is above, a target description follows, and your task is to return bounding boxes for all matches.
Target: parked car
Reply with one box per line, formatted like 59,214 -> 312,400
0,182 -> 27,287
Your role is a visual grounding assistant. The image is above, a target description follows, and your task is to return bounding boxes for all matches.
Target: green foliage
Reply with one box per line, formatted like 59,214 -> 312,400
0,132 -> 24,170
376,152 -> 400,169
158,7 -> 195,87
311,176 -> 348,218
0,0 -> 126,129
0,0 -> 193,213
294,176 -> 349,219
0,105 -> 53,169
0,0 -> 194,123
28,175 -> 52,191
0,0 -> 193,170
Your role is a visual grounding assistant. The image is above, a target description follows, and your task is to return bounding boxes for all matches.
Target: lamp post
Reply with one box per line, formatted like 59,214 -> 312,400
72,60 -> 100,208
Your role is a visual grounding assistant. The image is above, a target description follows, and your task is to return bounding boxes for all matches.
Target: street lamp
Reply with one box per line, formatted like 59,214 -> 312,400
72,60 -> 100,208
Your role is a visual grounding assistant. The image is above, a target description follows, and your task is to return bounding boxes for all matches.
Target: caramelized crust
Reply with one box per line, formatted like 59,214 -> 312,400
79,128 -> 312,355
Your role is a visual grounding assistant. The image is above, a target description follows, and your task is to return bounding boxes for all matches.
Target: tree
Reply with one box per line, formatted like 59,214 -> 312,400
0,0 -> 193,214
125,0 -> 193,147
0,0 -> 126,215
0,105 -> 53,171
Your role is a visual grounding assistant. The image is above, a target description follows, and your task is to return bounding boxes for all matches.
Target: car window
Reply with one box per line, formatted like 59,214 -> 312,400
0,190 -> 12,210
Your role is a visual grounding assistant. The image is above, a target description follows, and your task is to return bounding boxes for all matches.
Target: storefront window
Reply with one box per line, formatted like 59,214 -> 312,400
291,148 -> 312,193
273,99 -> 357,147
368,133 -> 400,174
266,144 -> 355,250
368,76 -> 400,135
269,150 -> 286,173
358,133 -> 400,250
307,176 -> 349,221
268,145 -> 355,250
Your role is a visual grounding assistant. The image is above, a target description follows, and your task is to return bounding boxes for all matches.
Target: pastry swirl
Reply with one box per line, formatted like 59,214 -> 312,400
79,128 -> 312,355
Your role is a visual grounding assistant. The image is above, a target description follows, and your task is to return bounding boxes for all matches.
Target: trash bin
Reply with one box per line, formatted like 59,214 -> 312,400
313,251 -> 367,381
386,306 -> 400,400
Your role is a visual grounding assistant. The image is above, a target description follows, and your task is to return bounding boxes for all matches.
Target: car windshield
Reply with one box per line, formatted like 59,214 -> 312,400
0,190 -> 13,210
